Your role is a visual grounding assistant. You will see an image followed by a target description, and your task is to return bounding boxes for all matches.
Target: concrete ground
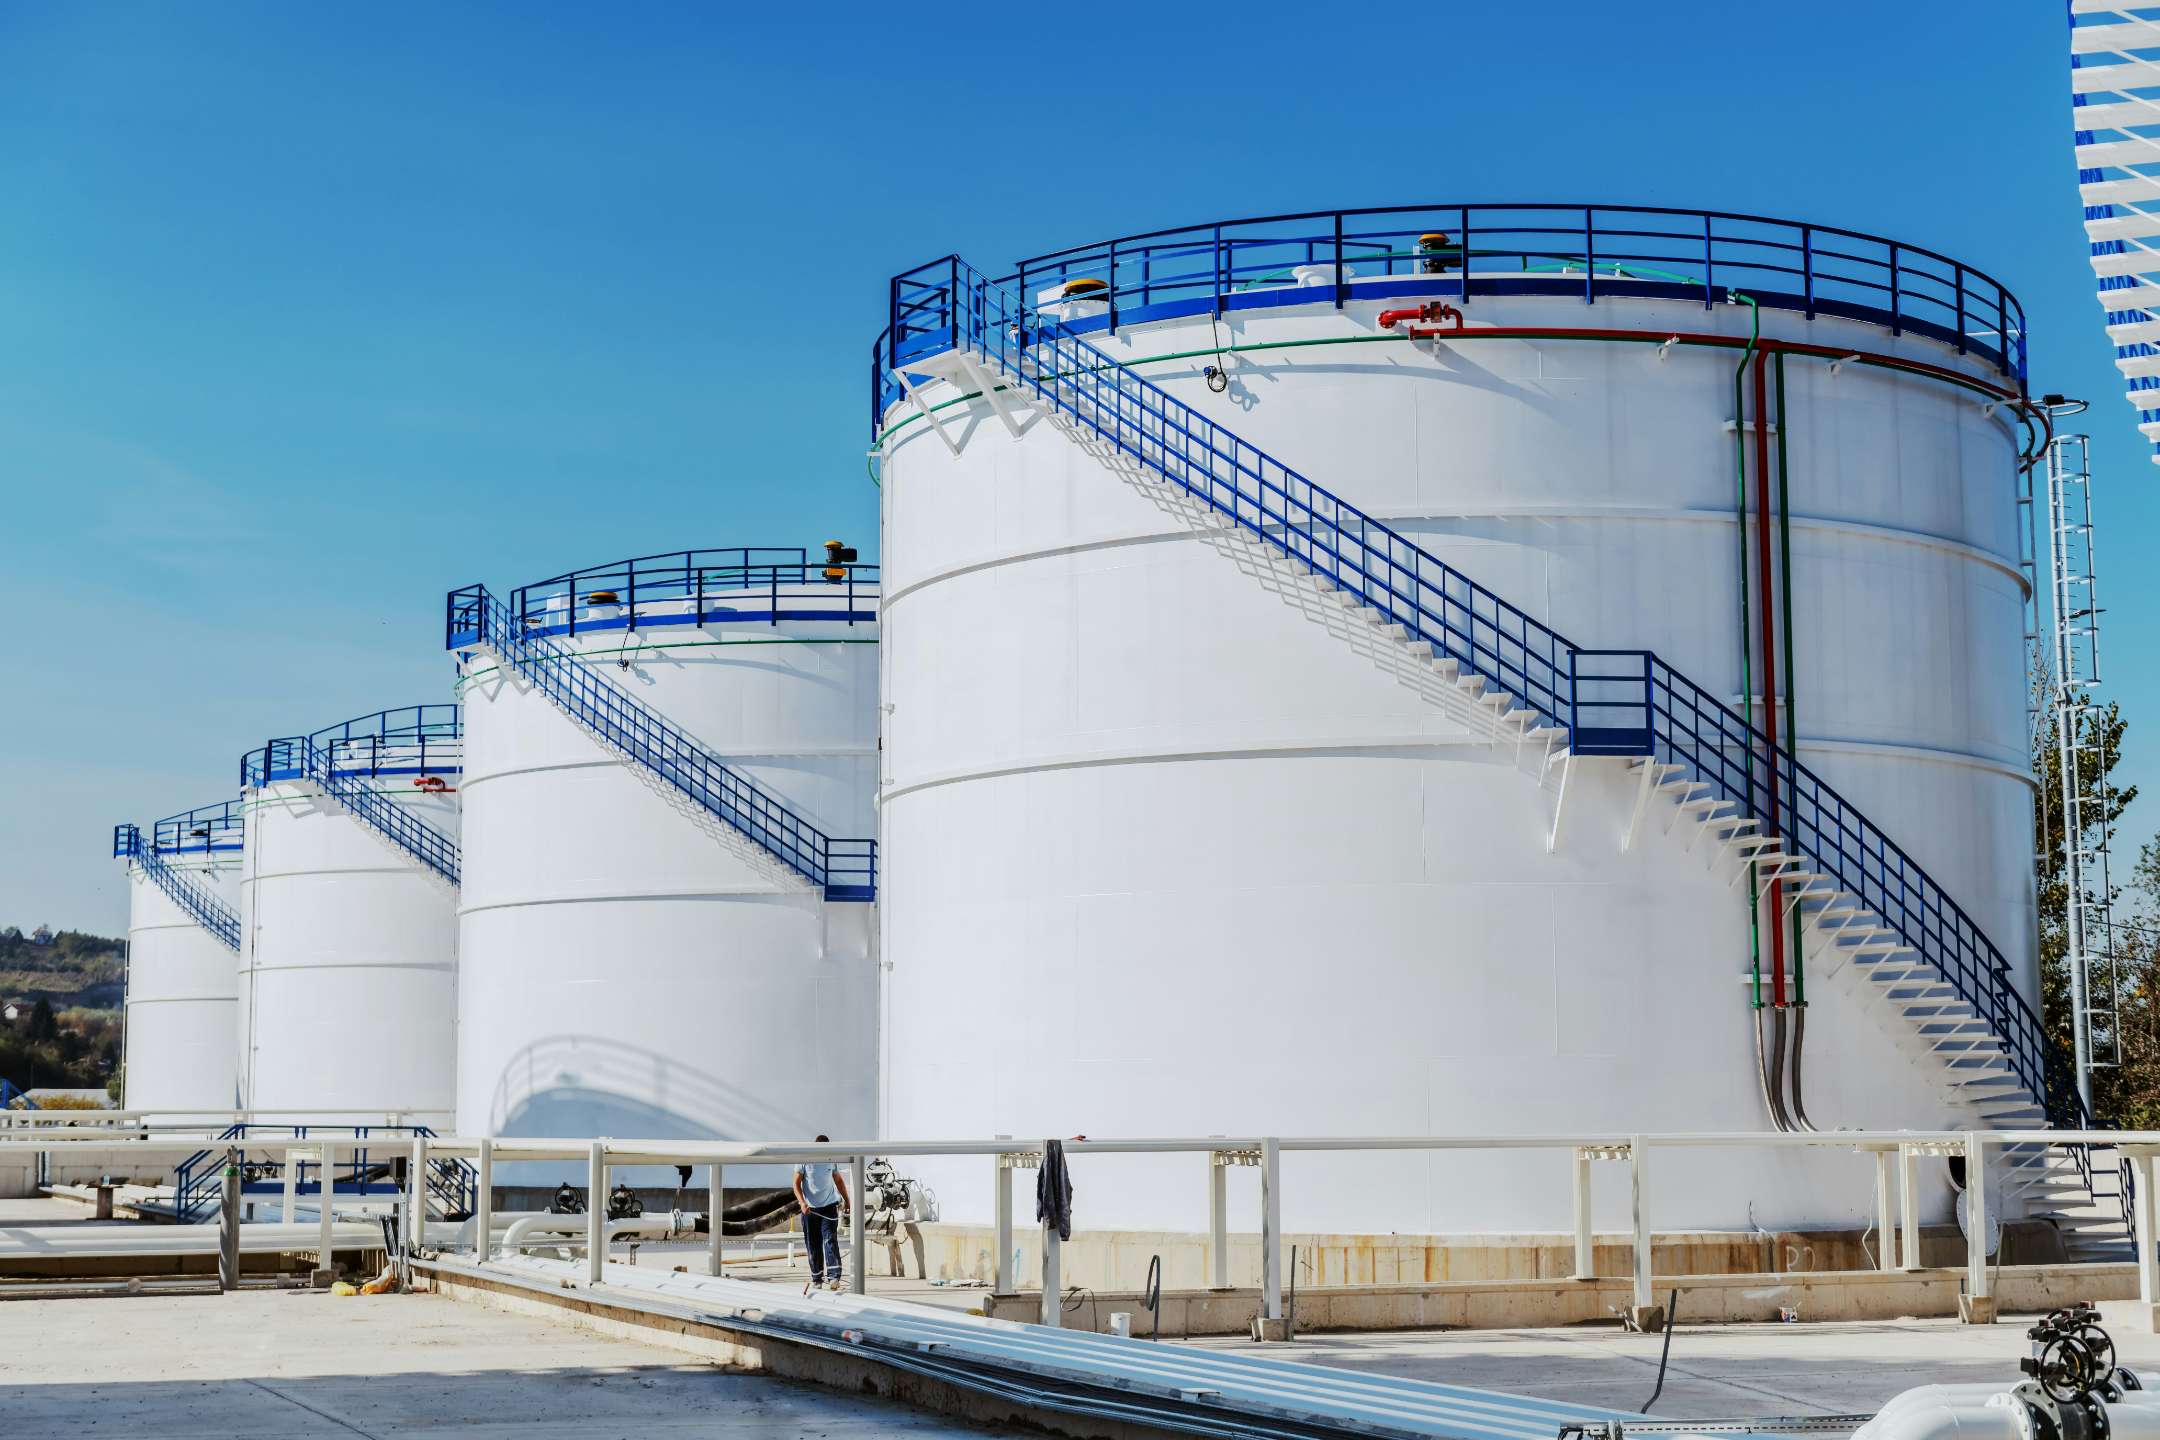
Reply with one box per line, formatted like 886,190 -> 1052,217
1189,1300 -> 2160,1419
0,1287 -> 1018,1438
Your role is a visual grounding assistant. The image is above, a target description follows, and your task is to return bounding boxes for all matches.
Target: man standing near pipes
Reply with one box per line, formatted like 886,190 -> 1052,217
794,1136 -> 851,1292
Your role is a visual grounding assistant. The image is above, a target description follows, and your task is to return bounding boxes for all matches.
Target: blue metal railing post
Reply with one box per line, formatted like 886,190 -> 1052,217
1333,212 -> 1346,309
1107,239 -> 1118,334
1801,224 -> 1814,317
1703,213 -> 1714,310
1583,207 -> 1595,303
1888,242 -> 1902,336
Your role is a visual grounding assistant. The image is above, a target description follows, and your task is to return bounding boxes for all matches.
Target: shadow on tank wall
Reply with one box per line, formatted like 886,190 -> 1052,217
482,1032 -> 828,1188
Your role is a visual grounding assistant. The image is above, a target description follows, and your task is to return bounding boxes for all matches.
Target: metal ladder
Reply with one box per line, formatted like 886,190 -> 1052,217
445,584 -> 877,901
883,255 -> 2110,1238
2047,430 -> 2122,1100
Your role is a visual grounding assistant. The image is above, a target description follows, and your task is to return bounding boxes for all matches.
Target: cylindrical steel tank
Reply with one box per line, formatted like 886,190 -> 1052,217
451,548 -> 880,1175
877,206 -> 2038,1234
236,706 -> 461,1124
121,801 -> 244,1116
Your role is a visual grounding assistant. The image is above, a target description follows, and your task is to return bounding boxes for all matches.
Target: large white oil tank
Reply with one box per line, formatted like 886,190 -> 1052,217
115,801 -> 244,1116
449,547 -> 880,1172
236,706 -> 461,1124
876,206 -> 2043,1237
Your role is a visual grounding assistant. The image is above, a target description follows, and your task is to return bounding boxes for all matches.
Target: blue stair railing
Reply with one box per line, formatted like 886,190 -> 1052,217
112,823 -> 242,951
0,1079 -> 32,1110
171,1123 -> 476,1222
446,583 -> 877,900
883,254 -> 2077,1128
244,707 -> 462,888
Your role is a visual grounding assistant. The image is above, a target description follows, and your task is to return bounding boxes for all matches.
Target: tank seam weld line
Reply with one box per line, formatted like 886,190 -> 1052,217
878,506 -> 2027,609
458,886 -> 819,914
240,866 -> 450,882
882,729 -> 2035,805
451,754 -> 875,795
244,961 -> 455,974
454,634 -> 878,687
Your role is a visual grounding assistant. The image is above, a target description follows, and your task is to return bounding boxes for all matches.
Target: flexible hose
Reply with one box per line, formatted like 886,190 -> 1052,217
1641,1287 -> 1682,1412
1755,1005 -> 1793,1132
1789,1005 -> 1818,1132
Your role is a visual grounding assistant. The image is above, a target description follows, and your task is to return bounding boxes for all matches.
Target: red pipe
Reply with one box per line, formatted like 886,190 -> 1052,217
1752,352 -> 1786,1011
1378,301 -> 1464,332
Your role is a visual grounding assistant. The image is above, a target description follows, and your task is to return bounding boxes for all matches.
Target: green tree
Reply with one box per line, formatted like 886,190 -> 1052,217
2033,699 -> 2160,1125
25,998 -> 56,1044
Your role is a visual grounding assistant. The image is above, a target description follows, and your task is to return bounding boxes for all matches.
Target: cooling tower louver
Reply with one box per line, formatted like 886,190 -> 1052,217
2073,3 -> 2160,461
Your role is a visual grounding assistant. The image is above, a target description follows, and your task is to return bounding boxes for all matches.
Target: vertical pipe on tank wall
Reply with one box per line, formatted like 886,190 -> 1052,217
1731,299 -> 1764,1018
1730,296 -> 1790,1134
1774,352 -> 1815,1131
1753,351 -> 1787,1014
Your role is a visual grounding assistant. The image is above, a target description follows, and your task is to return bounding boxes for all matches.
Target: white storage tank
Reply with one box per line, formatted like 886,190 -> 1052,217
449,547 -> 879,1172
115,801 -> 244,1116
875,206 -> 2044,1236
236,706 -> 461,1124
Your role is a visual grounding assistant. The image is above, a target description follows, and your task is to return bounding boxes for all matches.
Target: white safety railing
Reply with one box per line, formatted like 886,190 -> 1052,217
10,1126 -> 2160,1329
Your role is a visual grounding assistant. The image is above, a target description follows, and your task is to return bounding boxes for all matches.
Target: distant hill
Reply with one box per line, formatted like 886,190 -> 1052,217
0,928 -> 125,1012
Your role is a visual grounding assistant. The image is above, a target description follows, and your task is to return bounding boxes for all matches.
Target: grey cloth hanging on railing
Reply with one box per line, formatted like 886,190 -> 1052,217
1036,1139 -> 1073,1241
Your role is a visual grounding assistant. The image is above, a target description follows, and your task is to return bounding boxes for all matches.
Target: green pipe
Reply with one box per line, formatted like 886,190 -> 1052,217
1775,352 -> 1804,1006
1730,292 -> 1764,1013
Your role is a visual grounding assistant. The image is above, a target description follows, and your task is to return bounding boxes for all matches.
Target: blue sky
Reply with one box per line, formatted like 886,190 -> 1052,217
1,0 -> 2148,933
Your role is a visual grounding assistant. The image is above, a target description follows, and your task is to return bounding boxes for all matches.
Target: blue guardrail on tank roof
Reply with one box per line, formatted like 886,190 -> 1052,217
505,548 -> 877,639
869,202 -> 2027,435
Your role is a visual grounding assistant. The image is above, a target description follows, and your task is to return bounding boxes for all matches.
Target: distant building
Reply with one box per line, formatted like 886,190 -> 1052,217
1,1003 -> 17,1022
29,926 -> 52,945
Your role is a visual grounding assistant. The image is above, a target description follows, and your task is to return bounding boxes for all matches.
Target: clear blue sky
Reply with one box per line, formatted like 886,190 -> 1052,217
2,0 -> 2148,935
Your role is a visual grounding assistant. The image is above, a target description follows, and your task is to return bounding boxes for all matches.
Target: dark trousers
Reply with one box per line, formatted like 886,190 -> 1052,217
804,1203 -> 842,1283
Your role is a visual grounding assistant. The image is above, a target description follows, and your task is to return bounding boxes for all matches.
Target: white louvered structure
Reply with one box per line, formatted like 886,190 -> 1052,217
2073,3 -> 2160,459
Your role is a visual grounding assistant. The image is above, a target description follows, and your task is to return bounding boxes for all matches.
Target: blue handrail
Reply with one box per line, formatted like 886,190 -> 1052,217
446,583 -> 877,901
882,254 -> 2075,1127
0,1079 -> 32,1110
244,705 -> 463,787
872,202 -> 2026,433
112,823 -> 242,951
241,707 -> 462,887
507,547 -> 878,639
170,1123 -> 476,1222
152,799 -> 244,855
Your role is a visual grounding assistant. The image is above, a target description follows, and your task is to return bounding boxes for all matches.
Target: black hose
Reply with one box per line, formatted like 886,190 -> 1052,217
1641,1287 -> 1681,1413
1144,1254 -> 1163,1339
1788,1005 -> 1818,1131
1754,1007 -> 1793,1132
690,1187 -> 801,1238
1286,1245 -> 1298,1341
